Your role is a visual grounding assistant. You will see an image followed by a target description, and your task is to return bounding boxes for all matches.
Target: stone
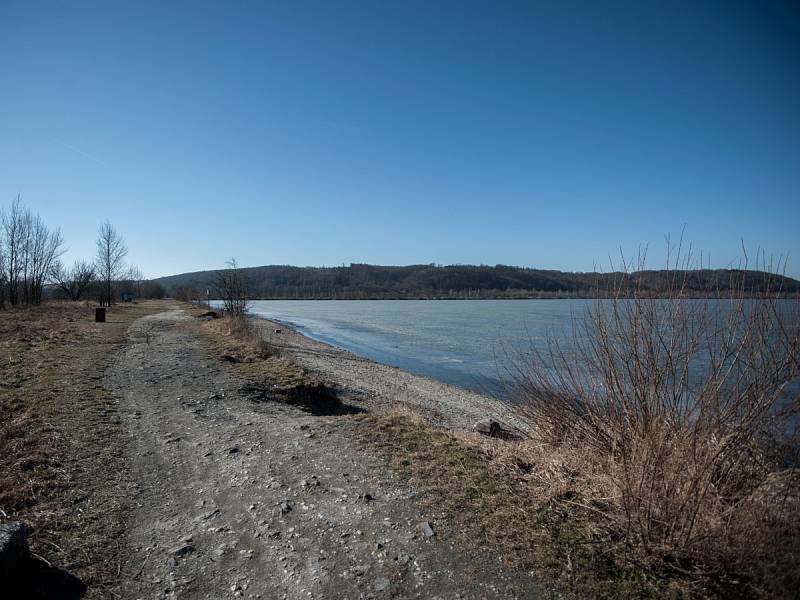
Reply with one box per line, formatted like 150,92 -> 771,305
473,418 -> 522,440
0,522 -> 29,579
418,521 -> 435,538
375,576 -> 391,592
171,544 -> 194,557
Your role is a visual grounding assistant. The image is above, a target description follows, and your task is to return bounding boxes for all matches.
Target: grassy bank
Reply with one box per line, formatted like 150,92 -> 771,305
0,300 -> 165,598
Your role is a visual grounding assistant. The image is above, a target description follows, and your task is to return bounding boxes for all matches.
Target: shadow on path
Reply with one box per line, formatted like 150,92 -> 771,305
9,557 -> 87,600
241,381 -> 366,416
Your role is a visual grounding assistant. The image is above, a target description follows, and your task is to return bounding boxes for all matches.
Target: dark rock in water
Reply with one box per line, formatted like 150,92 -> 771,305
473,418 -> 522,440
0,522 -> 29,579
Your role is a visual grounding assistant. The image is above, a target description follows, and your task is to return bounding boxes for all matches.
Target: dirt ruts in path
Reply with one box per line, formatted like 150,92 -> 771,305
108,307 -> 537,599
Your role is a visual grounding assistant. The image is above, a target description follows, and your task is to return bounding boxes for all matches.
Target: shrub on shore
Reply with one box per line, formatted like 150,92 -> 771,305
509,265 -> 800,597
219,313 -> 274,360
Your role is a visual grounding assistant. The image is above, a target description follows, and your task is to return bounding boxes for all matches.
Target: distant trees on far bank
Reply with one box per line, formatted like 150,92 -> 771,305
0,196 -> 164,308
153,262 -> 800,301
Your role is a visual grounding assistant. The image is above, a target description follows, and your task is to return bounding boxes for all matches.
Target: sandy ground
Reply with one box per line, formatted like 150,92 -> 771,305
252,319 -> 527,434
109,306 -> 538,599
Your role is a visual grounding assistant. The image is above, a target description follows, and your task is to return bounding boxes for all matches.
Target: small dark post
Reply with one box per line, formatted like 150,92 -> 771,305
95,307 -> 106,323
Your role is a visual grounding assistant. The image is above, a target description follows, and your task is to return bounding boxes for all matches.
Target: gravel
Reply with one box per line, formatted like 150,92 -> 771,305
254,318 -> 529,433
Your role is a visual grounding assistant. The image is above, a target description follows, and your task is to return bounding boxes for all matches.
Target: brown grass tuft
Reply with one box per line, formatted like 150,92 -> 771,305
196,312 -> 353,414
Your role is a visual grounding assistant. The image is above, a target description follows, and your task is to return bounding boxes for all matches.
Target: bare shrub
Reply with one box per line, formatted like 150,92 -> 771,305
173,285 -> 204,303
221,313 -> 274,360
139,280 -> 166,299
50,259 -> 96,300
508,252 -> 800,593
215,258 -> 249,316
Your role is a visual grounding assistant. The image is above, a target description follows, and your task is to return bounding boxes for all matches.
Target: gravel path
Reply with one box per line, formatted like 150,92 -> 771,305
253,319 -> 528,434
109,307 -> 538,599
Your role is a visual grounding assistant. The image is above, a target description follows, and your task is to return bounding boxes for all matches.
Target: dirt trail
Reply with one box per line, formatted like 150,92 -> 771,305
109,307 -> 537,599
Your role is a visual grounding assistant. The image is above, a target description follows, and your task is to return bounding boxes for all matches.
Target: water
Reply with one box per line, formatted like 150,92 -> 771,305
244,299 -> 592,393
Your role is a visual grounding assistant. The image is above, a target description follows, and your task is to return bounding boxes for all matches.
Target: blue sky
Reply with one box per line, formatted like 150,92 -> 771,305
1,1 -> 798,278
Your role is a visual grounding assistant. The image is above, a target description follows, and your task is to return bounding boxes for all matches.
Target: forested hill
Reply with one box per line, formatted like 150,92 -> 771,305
152,264 -> 800,299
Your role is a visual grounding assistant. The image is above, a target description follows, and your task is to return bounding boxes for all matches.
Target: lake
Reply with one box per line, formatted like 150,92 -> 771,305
245,299 -> 590,392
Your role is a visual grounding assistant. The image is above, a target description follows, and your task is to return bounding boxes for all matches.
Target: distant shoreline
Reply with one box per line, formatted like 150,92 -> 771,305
157,264 -> 800,302
245,313 -> 523,432
205,294 -> 800,301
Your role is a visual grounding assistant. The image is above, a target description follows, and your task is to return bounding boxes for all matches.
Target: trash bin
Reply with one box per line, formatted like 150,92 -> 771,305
95,307 -> 106,323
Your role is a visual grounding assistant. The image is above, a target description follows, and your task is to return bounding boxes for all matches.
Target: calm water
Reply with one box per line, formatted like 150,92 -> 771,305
246,299 -> 590,392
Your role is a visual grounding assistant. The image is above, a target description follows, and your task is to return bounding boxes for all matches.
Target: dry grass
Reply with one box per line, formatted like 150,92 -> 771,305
505,266 -> 800,598
194,312 -> 353,414
199,313 -> 307,384
215,313 -> 275,362
349,410 -> 672,598
0,299 -> 166,598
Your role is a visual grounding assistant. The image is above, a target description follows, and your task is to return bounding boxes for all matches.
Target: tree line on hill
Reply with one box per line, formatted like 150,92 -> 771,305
0,196 -> 164,308
156,262 -> 800,301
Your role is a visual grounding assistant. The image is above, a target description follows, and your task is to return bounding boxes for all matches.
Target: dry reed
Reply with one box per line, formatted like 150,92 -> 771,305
508,253 -> 800,596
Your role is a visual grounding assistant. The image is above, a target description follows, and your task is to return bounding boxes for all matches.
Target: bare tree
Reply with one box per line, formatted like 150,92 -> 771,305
127,264 -> 144,298
0,230 -> 6,309
26,213 -> 64,304
1,195 -> 27,306
0,196 -> 63,306
214,258 -> 249,315
49,259 -> 96,301
95,220 -> 128,306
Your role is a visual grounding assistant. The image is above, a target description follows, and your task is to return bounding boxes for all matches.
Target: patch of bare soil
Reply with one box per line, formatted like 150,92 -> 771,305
0,300 -> 167,599
111,307 -> 540,599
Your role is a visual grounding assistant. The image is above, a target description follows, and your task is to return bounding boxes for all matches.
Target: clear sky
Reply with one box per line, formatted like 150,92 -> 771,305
1,1 -> 799,278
